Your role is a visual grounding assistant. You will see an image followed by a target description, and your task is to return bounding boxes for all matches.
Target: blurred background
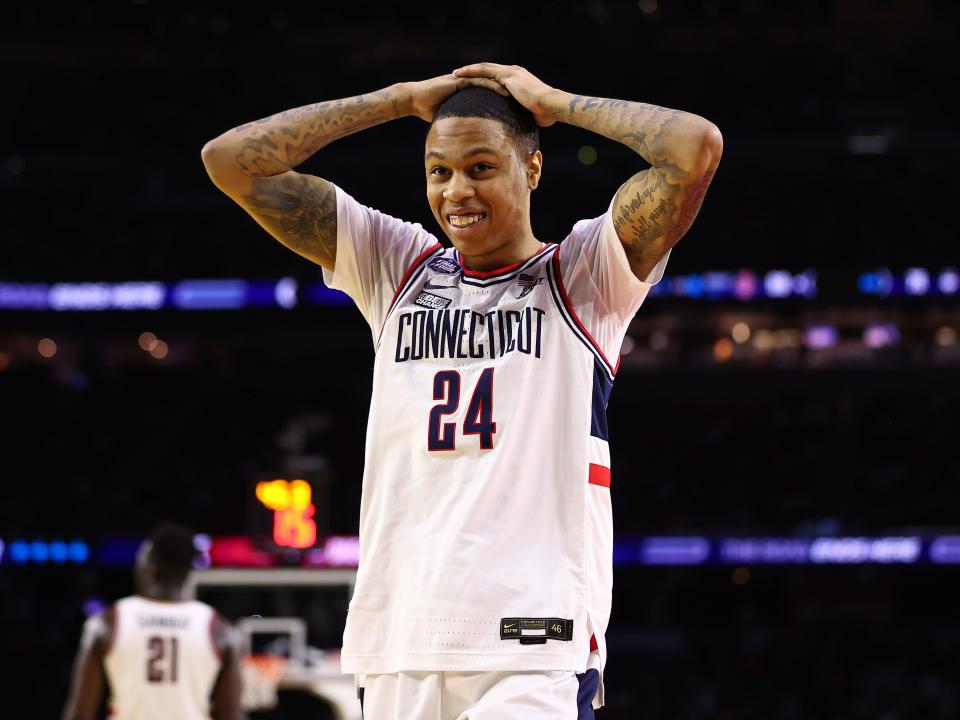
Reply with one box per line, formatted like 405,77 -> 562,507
2,0 -> 959,718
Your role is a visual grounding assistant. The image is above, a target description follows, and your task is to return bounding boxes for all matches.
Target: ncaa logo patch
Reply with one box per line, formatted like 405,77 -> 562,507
427,257 -> 461,275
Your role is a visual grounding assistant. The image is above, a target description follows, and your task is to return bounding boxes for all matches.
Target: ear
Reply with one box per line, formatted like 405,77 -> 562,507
526,150 -> 543,190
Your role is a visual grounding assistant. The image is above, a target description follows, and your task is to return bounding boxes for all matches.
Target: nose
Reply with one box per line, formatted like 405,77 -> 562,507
443,172 -> 475,202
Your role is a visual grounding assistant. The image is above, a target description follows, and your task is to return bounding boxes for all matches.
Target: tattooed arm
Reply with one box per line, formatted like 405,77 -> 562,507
564,95 -> 721,281
453,63 -> 722,281
201,75 -> 508,270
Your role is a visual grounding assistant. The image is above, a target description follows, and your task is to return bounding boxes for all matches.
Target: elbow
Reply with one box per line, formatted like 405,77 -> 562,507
201,140 -> 226,183
200,139 -> 218,168
699,122 -> 723,169
679,121 -> 722,180
201,140 -> 242,191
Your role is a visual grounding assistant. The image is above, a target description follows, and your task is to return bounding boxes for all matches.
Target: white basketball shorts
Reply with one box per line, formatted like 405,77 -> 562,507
357,667 -> 601,720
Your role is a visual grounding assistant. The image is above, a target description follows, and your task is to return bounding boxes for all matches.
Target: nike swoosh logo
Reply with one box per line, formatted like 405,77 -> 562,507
424,281 -> 457,290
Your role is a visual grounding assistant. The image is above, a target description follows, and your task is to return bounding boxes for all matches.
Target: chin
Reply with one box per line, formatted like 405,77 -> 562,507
450,237 -> 496,260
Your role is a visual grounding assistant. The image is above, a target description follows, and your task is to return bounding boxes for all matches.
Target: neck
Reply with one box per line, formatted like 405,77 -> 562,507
459,231 -> 542,273
140,584 -> 184,602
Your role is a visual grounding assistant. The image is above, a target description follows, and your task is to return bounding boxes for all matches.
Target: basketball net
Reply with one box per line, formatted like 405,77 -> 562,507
240,654 -> 288,710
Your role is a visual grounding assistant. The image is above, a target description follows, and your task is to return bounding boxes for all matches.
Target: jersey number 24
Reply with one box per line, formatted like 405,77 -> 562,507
428,368 -> 496,451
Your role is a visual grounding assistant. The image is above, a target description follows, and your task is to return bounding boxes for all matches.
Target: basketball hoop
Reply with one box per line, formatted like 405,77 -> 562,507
240,654 -> 288,711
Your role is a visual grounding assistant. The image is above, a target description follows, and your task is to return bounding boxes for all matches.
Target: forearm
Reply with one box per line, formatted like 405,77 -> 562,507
548,90 -> 720,179
202,84 -> 411,179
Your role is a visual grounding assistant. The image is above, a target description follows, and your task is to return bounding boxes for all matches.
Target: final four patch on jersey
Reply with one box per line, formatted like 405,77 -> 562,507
500,617 -> 574,645
414,291 -> 451,309
427,257 -> 461,275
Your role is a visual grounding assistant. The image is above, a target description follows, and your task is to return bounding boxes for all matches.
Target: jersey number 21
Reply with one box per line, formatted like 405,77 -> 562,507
146,635 -> 179,683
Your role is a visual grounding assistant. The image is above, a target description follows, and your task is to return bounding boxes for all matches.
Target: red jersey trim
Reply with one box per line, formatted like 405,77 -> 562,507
457,243 -> 553,279
590,633 -> 599,652
376,243 -> 443,346
588,464 -> 611,488
550,249 -> 618,376
103,603 -> 118,656
209,612 -> 224,662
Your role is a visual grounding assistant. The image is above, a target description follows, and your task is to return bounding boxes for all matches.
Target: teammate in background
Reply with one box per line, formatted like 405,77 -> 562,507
61,522 -> 245,720
203,63 -> 721,718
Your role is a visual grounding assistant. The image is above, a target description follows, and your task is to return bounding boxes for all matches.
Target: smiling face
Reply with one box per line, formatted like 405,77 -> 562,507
425,117 -> 542,271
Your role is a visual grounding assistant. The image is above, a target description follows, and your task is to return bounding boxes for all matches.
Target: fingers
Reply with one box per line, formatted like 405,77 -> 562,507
455,76 -> 510,96
453,62 -> 512,81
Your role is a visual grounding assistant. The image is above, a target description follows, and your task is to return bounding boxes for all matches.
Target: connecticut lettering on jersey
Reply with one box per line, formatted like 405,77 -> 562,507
394,306 -> 546,362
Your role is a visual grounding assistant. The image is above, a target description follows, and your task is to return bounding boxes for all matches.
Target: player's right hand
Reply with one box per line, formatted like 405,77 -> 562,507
401,74 -> 509,122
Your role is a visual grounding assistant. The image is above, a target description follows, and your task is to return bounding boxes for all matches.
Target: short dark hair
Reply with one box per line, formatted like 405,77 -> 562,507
431,88 -> 539,157
147,522 -> 197,586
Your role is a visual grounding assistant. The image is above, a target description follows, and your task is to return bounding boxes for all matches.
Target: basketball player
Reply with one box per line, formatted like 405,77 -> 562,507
202,63 -> 721,718
61,523 -> 244,720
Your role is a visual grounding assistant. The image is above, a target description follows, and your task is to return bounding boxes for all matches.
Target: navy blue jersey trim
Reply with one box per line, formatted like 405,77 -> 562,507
591,357 -> 613,441
458,244 -> 557,287
576,669 -> 600,719
545,258 -> 616,381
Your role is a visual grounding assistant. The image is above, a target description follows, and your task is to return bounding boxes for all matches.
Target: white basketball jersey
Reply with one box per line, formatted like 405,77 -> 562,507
324,187 -> 668,705
103,596 -> 222,720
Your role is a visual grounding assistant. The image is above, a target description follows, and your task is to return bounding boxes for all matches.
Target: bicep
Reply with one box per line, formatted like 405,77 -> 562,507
613,156 -> 719,281
229,170 -> 338,271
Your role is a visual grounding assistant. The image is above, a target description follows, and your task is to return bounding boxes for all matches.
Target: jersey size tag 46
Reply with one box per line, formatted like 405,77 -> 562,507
499,617 -> 573,645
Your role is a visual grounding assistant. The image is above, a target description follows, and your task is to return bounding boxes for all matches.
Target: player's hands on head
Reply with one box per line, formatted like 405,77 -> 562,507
453,63 -> 559,127
402,74 -> 510,123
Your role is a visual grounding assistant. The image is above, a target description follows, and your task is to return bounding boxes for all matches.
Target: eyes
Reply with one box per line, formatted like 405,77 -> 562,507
429,162 -> 495,177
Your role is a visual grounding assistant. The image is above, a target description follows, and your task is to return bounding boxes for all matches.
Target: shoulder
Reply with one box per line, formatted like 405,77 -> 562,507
336,185 -> 438,242
208,610 -> 242,661
553,210 -> 610,270
332,183 -> 396,218
561,209 -> 609,247
82,603 -> 117,656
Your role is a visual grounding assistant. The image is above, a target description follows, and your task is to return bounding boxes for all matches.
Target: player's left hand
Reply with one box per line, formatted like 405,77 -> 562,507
453,63 -> 560,127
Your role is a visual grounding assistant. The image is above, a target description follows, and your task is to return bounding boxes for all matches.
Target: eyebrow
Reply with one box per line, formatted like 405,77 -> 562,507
425,146 -> 500,161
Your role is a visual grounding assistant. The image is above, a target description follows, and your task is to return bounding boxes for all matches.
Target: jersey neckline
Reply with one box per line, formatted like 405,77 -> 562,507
455,243 -> 555,280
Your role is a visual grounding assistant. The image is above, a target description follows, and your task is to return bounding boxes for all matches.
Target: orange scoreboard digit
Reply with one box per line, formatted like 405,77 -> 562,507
253,478 -> 318,550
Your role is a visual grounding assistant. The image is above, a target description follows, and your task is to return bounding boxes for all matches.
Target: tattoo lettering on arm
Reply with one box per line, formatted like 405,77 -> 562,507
613,169 -> 681,278
555,91 -> 722,280
604,102 -> 719,278
612,164 -> 717,281
240,173 -> 338,270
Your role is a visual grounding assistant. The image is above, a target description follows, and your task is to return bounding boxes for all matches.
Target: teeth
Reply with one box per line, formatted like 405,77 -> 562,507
449,213 -> 484,228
